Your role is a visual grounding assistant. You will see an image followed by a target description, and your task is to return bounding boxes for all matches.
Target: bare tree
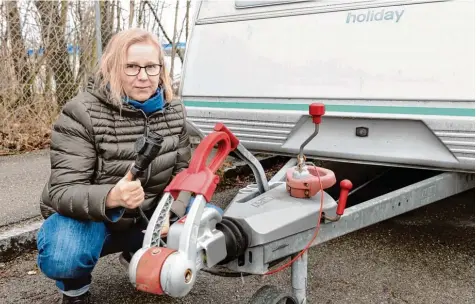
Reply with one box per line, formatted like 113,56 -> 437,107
35,0 -> 75,106
144,0 -> 183,62
170,0 -> 180,78
185,0 -> 191,42
5,0 -> 32,105
116,0 -> 121,32
100,0 -> 114,50
129,0 -> 135,27
73,1 -> 96,87
151,1 -> 165,36
137,0 -> 145,28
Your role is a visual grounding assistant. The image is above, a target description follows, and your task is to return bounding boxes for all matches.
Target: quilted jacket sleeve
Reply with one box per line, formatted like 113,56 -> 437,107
169,102 -> 192,217
47,97 -> 124,222
173,125 -> 192,175
172,103 -> 192,176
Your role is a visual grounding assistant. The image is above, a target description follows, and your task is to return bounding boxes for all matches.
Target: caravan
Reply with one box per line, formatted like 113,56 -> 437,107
129,2 -> 475,302
179,0 -> 475,172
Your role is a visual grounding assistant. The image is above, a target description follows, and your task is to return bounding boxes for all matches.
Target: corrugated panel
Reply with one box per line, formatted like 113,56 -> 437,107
436,130 -> 475,159
188,116 -> 293,145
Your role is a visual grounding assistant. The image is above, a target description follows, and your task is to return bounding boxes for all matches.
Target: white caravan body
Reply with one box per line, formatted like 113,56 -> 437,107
180,0 -> 475,172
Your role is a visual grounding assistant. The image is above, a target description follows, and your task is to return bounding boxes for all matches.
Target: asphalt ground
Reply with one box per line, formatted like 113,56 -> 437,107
0,185 -> 473,304
0,150 -> 50,228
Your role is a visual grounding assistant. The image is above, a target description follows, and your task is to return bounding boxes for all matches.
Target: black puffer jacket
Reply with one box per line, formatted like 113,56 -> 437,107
40,83 -> 191,231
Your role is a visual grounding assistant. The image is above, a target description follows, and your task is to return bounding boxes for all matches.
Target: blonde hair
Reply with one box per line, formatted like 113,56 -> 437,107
97,28 -> 174,105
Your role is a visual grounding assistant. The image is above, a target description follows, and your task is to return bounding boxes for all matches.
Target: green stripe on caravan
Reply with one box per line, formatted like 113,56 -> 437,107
183,101 -> 475,117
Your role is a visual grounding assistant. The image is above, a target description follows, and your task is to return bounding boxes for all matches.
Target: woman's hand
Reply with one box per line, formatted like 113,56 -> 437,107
106,170 -> 145,209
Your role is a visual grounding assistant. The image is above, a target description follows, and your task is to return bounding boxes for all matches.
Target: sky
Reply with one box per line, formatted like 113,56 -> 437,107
114,0 -> 201,76
114,0 -> 200,75
116,0 -> 199,43
0,0 -> 202,76
0,0 -> 200,45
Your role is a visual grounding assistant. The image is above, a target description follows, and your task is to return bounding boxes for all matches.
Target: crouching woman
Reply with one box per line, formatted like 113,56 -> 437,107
36,28 -> 221,303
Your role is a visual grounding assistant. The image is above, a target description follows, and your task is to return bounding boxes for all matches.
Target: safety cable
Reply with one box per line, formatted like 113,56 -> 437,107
263,161 -> 324,275
201,161 -> 325,278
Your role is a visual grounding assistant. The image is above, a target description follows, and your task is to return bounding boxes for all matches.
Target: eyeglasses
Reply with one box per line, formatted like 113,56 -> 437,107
124,64 -> 162,76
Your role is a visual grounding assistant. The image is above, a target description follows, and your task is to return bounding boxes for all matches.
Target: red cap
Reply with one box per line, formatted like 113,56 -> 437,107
309,103 -> 325,124
336,179 -> 353,216
340,179 -> 353,190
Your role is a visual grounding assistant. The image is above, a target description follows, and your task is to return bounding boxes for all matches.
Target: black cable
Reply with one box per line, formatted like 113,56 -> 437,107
138,207 -> 149,225
200,256 -> 290,278
201,268 -> 255,277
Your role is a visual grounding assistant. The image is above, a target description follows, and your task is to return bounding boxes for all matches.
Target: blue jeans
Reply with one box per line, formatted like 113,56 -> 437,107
36,199 -> 223,295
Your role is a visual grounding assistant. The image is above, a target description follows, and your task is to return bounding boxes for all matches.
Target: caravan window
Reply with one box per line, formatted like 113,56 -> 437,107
199,0 -> 423,24
235,0 -> 313,9
235,0 -> 376,9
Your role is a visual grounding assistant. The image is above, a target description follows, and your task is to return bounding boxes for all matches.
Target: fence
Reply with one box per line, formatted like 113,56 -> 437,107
0,0 -> 189,154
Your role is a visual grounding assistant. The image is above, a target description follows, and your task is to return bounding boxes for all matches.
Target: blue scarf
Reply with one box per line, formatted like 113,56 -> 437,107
125,88 -> 165,115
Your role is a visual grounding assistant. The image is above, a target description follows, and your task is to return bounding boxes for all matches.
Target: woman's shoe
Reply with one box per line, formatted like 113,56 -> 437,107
62,291 -> 91,304
119,251 -> 132,270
